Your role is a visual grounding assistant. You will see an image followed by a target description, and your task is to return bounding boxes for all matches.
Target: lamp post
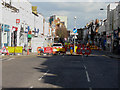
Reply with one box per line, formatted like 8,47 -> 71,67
74,16 -> 76,53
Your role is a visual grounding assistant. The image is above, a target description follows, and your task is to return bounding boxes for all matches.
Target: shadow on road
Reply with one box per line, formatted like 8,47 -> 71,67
33,50 -> 120,88
33,54 -> 91,88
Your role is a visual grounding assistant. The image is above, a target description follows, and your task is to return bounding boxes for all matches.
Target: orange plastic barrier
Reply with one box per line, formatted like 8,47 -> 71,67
37,47 -> 43,55
27,49 -> 29,55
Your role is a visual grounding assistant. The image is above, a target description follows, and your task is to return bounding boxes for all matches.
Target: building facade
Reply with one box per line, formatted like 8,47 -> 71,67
0,0 -> 50,52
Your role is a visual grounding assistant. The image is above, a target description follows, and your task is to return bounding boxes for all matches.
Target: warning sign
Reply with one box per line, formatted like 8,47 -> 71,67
44,47 -> 53,54
0,46 -> 8,54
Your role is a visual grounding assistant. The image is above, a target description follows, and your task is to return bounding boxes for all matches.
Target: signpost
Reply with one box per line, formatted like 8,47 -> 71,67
73,28 -> 77,33
73,28 -> 77,52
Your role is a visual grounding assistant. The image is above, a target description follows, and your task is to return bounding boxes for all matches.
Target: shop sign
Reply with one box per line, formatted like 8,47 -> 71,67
4,25 -> 10,32
3,32 -> 7,43
37,29 -> 39,33
16,19 -> 20,24
34,28 -> 39,33
12,26 -> 18,31
0,24 -> 10,32
28,34 -> 32,38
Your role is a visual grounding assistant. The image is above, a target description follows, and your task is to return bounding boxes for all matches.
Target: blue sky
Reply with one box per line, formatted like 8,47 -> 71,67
31,1 -> 119,30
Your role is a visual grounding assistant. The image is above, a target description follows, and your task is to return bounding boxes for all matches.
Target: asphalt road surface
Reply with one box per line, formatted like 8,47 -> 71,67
2,50 -> 120,89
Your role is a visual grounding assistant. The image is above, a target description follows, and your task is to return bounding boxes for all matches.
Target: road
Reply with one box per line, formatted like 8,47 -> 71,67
2,50 -> 120,89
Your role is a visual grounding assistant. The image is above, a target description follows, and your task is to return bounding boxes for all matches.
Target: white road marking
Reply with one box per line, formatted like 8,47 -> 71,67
38,76 -> 44,81
103,55 -> 110,58
89,87 -> 92,90
83,65 -> 87,70
85,71 -> 91,82
2,58 -> 15,61
38,70 -> 49,81
0,58 -> 7,61
30,86 -> 33,88
6,58 -> 15,61
1,58 -> 15,61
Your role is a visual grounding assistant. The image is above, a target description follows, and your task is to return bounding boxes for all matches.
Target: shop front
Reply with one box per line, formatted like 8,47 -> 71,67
113,28 -> 120,54
1,24 -> 10,48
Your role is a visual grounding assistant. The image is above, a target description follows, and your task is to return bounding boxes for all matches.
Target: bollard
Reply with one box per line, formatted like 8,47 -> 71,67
70,47 -> 73,55
27,49 -> 29,55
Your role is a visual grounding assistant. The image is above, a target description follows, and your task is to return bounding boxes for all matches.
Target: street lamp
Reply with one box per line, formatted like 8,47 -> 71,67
100,8 -> 107,10
74,16 -> 77,53
74,16 -> 77,28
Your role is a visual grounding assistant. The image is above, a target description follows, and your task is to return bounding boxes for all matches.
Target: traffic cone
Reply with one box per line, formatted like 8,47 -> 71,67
7,52 -> 9,55
27,49 -> 29,55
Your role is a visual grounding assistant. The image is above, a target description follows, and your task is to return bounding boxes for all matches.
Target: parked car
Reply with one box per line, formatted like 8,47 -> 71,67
52,43 -> 66,55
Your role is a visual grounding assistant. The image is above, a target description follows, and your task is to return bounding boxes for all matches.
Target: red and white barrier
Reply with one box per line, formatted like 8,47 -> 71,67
76,47 -> 91,55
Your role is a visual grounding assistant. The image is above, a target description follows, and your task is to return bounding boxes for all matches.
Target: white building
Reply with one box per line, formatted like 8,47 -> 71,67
0,0 -> 50,53
98,19 -> 107,35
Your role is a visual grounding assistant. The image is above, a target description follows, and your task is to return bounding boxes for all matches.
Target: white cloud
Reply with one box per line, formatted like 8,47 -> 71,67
31,2 -> 110,29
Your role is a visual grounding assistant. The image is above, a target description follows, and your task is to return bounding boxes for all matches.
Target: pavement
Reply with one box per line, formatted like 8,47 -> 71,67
2,50 -> 120,89
66,50 -> 120,60
0,52 -> 37,61
96,50 -> 120,59
1,49 -> 120,61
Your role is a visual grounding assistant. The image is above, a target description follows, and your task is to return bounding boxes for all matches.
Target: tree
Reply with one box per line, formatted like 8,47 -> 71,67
55,24 -> 68,43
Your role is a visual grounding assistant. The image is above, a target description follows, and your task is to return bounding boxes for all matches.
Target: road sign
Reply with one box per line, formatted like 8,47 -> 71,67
0,46 -> 8,54
73,28 -> 77,33
44,47 -> 53,54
